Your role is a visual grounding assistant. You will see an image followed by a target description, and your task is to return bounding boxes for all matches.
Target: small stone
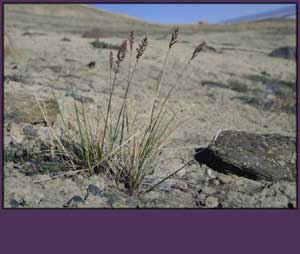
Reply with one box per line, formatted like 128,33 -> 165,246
9,198 -> 26,208
287,202 -> 295,209
202,186 -> 216,195
205,196 -> 219,208
9,199 -> 20,208
64,195 -> 84,208
269,46 -> 296,60
10,123 -> 24,144
22,162 -> 38,175
106,193 -> 121,208
36,127 -> 52,144
206,168 -> 216,179
4,136 -> 12,148
87,184 -> 104,197
15,149 -> 24,158
23,124 -> 37,137
213,179 -> 220,186
74,175 -> 85,185
197,193 -> 206,205
218,174 -> 232,184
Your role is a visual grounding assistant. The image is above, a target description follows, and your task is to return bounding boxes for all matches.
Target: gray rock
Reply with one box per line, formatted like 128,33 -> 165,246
87,184 -> 105,197
218,174 -> 232,184
269,46 -> 296,60
195,130 -> 296,182
64,195 -> 85,208
9,199 -> 21,208
23,124 -> 37,137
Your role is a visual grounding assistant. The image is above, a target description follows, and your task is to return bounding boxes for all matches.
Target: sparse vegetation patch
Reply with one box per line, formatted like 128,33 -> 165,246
90,39 -> 119,50
37,28 -> 207,195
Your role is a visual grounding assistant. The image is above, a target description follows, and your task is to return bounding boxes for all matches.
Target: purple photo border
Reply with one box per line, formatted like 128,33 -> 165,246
0,0 -> 299,253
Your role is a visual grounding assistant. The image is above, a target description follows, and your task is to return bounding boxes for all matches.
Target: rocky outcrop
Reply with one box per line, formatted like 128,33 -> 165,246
194,130 -> 296,182
4,90 -> 59,125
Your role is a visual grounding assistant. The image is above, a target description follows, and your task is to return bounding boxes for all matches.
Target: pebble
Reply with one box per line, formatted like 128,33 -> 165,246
64,195 -> 85,208
198,193 -> 206,205
206,168 -> 217,179
23,124 -> 37,137
213,179 -> 220,186
9,199 -> 21,208
10,123 -> 24,144
9,198 -> 27,208
87,184 -> 105,197
218,174 -> 232,184
205,196 -> 219,208
202,186 -> 216,195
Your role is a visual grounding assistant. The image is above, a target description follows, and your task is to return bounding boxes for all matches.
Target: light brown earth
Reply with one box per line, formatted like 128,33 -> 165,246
3,4 -> 297,208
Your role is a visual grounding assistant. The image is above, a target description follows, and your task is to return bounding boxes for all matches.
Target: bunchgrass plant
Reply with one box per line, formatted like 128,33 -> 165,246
90,39 -> 119,50
36,28 -> 206,195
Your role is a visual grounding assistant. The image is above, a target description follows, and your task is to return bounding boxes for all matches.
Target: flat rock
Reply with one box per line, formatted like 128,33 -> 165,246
4,90 -> 59,125
194,130 -> 296,182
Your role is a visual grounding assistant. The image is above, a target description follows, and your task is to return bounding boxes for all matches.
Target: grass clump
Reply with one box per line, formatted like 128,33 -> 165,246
90,39 -> 119,50
37,28 -> 206,195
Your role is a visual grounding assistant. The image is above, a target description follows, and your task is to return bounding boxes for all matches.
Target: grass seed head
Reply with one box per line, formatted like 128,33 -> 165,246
109,51 -> 113,69
169,27 -> 179,49
191,41 -> 206,60
129,31 -> 135,52
136,37 -> 148,60
116,40 -> 128,68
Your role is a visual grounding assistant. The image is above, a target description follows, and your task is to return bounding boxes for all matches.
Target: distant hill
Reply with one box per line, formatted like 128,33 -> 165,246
222,6 -> 296,24
4,4 -> 296,37
4,4 -> 169,35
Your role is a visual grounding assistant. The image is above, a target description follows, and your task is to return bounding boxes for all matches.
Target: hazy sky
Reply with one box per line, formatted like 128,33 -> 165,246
92,4 -> 294,24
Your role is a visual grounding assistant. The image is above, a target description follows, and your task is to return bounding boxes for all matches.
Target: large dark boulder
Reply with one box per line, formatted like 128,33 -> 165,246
269,46 -> 296,60
194,130 -> 296,182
